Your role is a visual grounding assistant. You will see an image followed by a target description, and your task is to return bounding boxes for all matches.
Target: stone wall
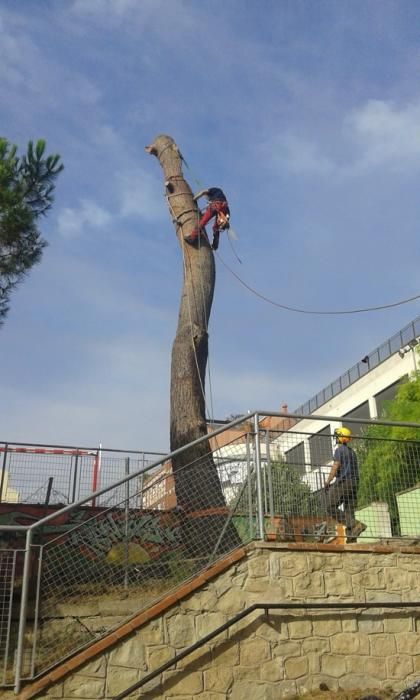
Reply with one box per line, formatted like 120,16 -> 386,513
40,544 -> 420,699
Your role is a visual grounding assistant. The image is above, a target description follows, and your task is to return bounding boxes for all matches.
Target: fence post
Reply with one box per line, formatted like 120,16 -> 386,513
0,444 -> 9,503
245,433 -> 254,539
265,430 -> 274,519
253,413 -> 265,540
14,528 -> 33,693
124,457 -> 130,590
71,453 -> 79,504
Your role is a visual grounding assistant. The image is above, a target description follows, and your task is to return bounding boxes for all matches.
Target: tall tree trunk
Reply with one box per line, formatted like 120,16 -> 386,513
146,135 -> 240,556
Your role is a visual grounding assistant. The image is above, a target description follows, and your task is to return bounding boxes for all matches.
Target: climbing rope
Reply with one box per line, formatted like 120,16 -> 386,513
216,253 -> 420,315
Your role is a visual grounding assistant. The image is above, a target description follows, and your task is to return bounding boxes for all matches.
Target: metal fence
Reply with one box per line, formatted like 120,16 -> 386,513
294,315 -> 420,416
0,443 -> 165,506
0,412 -> 419,692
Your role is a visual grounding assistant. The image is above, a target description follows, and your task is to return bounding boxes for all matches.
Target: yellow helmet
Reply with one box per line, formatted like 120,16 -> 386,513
334,426 -> 352,444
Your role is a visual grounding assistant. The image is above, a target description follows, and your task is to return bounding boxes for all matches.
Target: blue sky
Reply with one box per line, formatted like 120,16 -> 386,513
1,0 -> 419,452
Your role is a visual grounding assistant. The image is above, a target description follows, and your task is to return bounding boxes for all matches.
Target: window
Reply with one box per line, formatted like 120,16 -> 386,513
343,401 -> 370,437
309,426 -> 333,468
284,442 -> 306,475
375,377 -> 408,417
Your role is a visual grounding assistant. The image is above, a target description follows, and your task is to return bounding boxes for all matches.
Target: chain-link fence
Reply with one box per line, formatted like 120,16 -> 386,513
0,549 -> 18,686
0,444 -> 165,506
251,417 -> 420,544
1,413 -> 419,691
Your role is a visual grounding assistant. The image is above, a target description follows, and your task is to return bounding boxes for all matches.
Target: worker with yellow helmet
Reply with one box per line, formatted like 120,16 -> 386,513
324,426 -> 366,543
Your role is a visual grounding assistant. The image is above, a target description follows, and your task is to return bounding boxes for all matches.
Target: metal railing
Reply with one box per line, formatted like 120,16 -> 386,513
294,315 -> 420,416
0,411 -> 419,693
113,600 -> 420,700
0,442 -> 165,506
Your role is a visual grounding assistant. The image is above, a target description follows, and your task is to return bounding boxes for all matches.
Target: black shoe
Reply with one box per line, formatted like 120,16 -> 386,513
184,236 -> 198,246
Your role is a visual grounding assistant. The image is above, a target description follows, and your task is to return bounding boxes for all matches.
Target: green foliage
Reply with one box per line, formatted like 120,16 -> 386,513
357,366 -> 420,532
236,458 -> 312,516
0,137 -> 63,324
269,459 -> 313,515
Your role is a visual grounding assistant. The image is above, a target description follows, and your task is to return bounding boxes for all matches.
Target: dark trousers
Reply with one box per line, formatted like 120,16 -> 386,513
322,478 -> 358,532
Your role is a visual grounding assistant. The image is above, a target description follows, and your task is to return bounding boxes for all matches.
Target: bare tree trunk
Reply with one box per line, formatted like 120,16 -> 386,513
146,135 -> 240,556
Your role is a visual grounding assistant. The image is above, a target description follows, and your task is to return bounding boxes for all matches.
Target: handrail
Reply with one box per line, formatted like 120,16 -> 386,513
4,413 -> 252,535
113,600 -> 420,699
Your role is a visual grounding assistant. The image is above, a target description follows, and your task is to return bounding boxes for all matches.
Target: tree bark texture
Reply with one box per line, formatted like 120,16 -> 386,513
146,135 -> 240,556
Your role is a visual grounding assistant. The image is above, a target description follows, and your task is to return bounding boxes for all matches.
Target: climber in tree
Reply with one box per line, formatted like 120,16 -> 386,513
184,187 -> 230,251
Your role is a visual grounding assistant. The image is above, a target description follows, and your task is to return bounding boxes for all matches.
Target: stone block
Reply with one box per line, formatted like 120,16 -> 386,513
287,618 -> 312,639
108,638 -> 146,670
233,665 -> 262,681
46,683 -> 64,697
301,637 -> 330,655
272,640 -> 301,658
243,576 -> 270,593
357,614 -> 384,633
256,616 -> 289,643
370,633 -> 396,656
204,666 -> 233,693
214,573 -> 234,598
166,613 -> 196,648
275,679 -> 298,698
304,674 -> 339,693
305,651 -> 321,674
275,553 -> 307,577
385,568 -> 417,592
352,568 -> 385,590
256,579 -> 294,600
139,618 -> 163,645
341,616 -> 358,632
216,588 -> 247,614
162,670 -> 203,695
324,569 -> 353,596
196,611 -> 226,640
293,571 -> 325,596
312,617 -> 341,636
106,667 -> 139,696
309,553 -> 343,571
346,655 -> 387,679
240,638 -> 271,666
397,555 -> 420,571
260,657 -> 284,682
147,644 -> 174,668
338,673 -> 381,691
386,655 -> 414,679
366,590 -> 401,603
342,553 -> 371,573
77,657 -> 106,678
330,632 -> 369,655
384,615 -> 413,633
320,654 -> 346,677
176,643 -> 212,671
284,655 -> 308,679
230,680 -> 280,700
395,631 -> 420,654
181,588 -> 218,612
248,555 -> 269,578
212,640 -> 239,667
62,675 -> 106,698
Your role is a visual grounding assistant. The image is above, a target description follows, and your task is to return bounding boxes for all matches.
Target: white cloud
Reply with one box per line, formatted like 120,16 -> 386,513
57,199 -> 112,238
346,99 -> 420,170
263,98 -> 420,179
116,168 -> 166,222
266,133 -> 336,176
